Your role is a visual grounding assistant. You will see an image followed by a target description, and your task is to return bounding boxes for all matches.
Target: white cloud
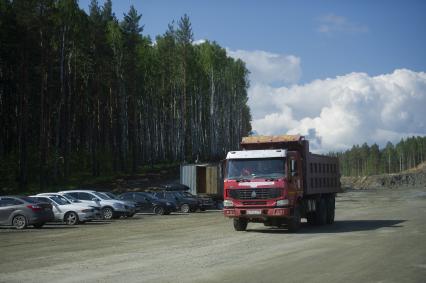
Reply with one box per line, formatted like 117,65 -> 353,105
317,13 -> 368,35
251,69 -> 426,153
227,49 -> 302,120
227,49 -> 301,85
226,47 -> 425,153
193,39 -> 206,45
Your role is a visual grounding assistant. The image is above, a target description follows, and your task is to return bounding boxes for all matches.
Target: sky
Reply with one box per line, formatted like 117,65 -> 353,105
79,0 -> 426,152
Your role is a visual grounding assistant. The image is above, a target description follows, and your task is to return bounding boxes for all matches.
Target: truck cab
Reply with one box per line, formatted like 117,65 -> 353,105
224,149 -> 302,231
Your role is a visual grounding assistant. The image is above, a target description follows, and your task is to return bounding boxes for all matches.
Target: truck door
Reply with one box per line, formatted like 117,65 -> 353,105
289,155 -> 303,193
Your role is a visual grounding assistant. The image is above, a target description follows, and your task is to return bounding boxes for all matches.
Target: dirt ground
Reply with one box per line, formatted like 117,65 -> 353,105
1,187 -> 425,283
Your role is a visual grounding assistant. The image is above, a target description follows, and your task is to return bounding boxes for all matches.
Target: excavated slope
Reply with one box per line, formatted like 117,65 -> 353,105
341,162 -> 426,190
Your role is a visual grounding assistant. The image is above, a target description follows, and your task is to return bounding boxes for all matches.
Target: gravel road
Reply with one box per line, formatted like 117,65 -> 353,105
1,187 -> 425,283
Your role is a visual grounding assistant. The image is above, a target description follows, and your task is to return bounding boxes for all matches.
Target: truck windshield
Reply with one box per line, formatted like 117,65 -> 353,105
226,158 -> 286,180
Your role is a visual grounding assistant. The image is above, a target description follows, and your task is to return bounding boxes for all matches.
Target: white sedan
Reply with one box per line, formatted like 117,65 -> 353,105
29,195 -> 97,225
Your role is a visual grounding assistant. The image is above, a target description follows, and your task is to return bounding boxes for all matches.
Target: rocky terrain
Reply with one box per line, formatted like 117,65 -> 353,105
341,162 -> 426,190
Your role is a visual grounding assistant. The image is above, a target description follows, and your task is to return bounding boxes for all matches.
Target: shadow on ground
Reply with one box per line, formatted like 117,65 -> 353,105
246,220 -> 406,234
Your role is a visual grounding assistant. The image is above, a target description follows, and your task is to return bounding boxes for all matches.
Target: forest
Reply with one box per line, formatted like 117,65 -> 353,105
333,136 -> 426,177
0,0 -> 252,191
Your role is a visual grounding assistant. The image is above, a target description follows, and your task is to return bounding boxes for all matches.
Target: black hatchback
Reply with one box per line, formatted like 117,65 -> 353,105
0,196 -> 54,229
118,192 -> 176,215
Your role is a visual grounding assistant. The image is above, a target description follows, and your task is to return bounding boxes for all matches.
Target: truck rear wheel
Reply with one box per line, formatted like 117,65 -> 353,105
326,196 -> 335,224
233,218 -> 248,231
288,206 -> 301,232
315,198 -> 327,225
306,212 -> 316,225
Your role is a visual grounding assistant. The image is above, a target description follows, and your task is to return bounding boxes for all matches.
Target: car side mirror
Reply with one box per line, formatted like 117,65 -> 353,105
92,198 -> 100,202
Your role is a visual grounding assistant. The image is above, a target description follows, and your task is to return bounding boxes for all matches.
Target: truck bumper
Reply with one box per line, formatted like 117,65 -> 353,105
224,207 -> 290,218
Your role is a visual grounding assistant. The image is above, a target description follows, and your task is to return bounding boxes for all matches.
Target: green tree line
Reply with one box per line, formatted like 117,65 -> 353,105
0,0 -> 252,191
331,136 -> 426,176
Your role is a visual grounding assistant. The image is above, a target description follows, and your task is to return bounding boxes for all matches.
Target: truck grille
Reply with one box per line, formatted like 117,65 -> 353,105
229,188 -> 281,200
242,201 -> 267,205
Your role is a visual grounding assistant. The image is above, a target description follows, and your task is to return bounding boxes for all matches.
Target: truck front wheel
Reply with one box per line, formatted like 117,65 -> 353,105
288,206 -> 301,232
233,218 -> 248,231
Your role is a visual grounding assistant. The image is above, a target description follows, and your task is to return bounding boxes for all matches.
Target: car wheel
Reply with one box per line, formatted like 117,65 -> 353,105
64,211 -> 79,225
181,204 -> 190,213
102,207 -> 114,220
154,206 -> 165,215
33,223 -> 45,229
12,215 -> 27,229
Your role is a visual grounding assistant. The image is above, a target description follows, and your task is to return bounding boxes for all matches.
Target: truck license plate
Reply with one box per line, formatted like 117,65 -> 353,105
246,210 -> 261,215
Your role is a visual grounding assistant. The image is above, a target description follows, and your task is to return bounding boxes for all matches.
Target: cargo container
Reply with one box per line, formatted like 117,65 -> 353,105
223,135 -> 342,232
180,163 -> 224,205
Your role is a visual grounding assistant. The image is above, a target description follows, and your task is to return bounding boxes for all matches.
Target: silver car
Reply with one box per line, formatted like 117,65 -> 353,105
99,192 -> 138,217
30,195 -> 97,225
59,190 -> 132,220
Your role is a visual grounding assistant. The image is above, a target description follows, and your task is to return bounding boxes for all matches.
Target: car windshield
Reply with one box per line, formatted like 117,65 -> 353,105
62,193 -> 80,202
142,193 -> 159,201
50,195 -> 70,205
103,192 -> 118,200
93,192 -> 109,200
226,158 -> 286,180
55,195 -> 74,204
177,191 -> 193,198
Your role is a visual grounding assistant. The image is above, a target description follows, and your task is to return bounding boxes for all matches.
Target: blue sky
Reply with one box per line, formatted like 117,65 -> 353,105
79,0 -> 426,151
79,0 -> 426,83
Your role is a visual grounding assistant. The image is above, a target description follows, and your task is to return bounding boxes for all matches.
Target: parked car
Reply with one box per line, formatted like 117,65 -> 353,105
30,194 -> 97,225
151,190 -> 199,213
59,190 -> 132,220
118,192 -> 176,215
38,192 -> 102,219
98,192 -> 139,216
161,183 -> 216,210
0,196 -> 54,229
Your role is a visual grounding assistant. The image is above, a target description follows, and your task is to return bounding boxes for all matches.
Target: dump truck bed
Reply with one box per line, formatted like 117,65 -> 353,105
304,153 -> 342,195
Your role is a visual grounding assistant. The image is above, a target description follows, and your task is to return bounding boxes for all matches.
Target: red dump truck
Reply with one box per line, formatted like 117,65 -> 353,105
223,135 -> 342,232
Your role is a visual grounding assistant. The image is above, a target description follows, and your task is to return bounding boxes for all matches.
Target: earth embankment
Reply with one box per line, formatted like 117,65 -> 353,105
341,162 -> 426,190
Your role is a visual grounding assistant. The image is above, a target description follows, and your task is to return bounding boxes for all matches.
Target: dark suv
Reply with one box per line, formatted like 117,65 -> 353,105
161,183 -> 216,211
151,190 -> 199,213
118,192 -> 176,215
0,196 -> 54,229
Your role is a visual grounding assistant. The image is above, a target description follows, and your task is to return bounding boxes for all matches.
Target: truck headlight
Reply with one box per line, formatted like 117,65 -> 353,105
223,200 -> 234,207
276,199 -> 289,207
